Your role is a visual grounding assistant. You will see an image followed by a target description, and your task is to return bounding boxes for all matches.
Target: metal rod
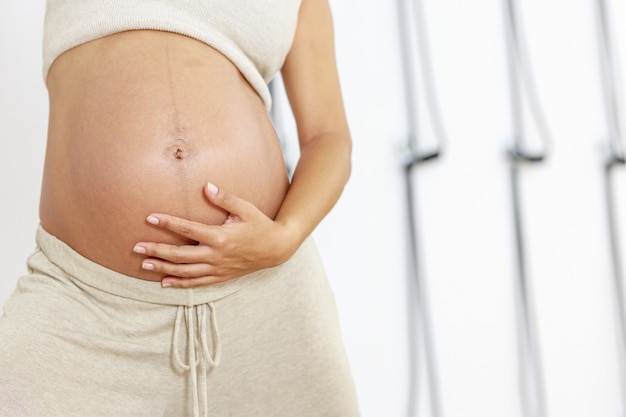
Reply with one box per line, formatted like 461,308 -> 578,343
508,159 -> 546,417
504,0 -> 551,157
603,166 -> 626,416
596,0 -> 626,414
396,0 -> 446,415
502,0 -> 549,415
597,0 -> 625,161
404,166 -> 441,417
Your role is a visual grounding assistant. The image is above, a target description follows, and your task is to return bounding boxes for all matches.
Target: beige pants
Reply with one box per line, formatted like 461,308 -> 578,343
0,226 -> 359,417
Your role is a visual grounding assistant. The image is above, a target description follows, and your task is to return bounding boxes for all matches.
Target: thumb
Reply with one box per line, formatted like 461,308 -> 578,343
204,182 -> 252,219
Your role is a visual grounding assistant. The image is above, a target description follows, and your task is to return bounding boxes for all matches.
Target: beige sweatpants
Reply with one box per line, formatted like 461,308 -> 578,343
0,226 -> 360,417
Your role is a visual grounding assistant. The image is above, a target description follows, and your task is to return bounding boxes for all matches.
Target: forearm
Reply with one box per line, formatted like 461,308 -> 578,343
270,0 -> 350,261
274,131 -> 351,257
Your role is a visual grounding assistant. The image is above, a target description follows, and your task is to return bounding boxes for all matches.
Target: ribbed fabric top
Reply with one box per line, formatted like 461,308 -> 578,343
42,0 -> 303,111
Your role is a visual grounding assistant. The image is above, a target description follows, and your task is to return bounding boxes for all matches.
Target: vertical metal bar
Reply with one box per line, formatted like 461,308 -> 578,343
603,165 -> 626,416
508,159 -> 546,417
596,0 -> 626,414
404,164 -> 441,417
396,0 -> 445,415
502,0 -> 549,415
597,0 -> 625,158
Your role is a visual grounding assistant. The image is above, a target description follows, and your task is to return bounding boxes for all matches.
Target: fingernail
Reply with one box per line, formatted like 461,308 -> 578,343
147,215 -> 159,225
142,262 -> 154,270
162,281 -> 172,288
207,182 -> 218,196
133,245 -> 146,254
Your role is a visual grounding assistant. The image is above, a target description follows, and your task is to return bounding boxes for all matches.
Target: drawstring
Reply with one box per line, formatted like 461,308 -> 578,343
173,302 -> 222,417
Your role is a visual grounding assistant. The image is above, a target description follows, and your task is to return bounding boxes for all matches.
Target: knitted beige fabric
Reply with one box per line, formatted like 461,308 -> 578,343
0,226 -> 360,417
42,0 -> 303,110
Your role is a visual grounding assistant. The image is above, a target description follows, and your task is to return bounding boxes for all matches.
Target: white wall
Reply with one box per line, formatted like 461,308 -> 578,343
0,3 -> 48,298
1,1 -> 626,417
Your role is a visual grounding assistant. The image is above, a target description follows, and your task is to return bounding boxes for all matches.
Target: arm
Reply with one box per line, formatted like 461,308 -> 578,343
275,0 -> 352,253
134,0 -> 351,287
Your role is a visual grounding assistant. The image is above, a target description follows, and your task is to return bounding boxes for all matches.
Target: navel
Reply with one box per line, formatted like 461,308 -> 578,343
166,128 -> 190,161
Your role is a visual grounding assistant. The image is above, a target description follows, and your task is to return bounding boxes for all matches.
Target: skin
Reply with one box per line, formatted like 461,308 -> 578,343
39,0 -> 350,287
41,27 -> 291,283
134,0 -> 351,288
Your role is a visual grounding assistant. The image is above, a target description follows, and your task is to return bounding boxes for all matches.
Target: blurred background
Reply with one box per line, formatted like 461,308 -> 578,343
1,1 -> 625,416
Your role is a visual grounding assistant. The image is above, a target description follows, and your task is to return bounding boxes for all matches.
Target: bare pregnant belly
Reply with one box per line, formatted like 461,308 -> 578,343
39,31 -> 289,281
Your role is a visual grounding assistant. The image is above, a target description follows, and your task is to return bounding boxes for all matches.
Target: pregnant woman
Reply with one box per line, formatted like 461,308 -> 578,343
0,0 -> 359,416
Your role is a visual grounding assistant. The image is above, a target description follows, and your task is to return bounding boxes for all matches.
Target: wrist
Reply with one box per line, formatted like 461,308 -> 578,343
273,218 -> 307,265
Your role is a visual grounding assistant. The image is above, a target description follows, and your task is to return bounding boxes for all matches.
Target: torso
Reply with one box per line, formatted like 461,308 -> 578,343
40,30 -> 289,281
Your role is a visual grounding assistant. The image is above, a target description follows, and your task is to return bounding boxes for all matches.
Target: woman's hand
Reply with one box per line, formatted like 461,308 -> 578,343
134,0 -> 352,289
133,182 -> 297,288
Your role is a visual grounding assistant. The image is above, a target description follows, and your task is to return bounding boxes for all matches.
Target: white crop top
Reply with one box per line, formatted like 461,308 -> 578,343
42,0 -> 303,110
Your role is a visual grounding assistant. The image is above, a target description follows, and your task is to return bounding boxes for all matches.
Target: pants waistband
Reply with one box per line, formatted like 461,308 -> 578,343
34,225 -> 295,306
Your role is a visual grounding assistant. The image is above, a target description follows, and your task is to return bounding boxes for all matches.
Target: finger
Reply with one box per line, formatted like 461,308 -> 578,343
133,242 -> 210,264
141,259 -> 215,278
144,214 -> 218,242
204,182 -> 256,220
